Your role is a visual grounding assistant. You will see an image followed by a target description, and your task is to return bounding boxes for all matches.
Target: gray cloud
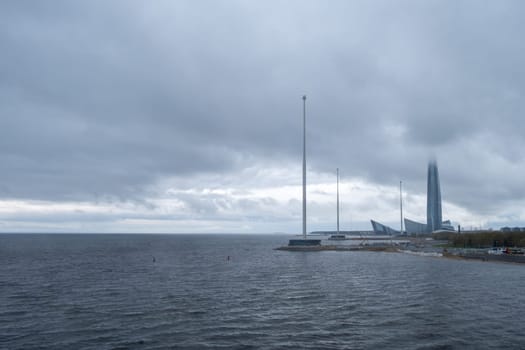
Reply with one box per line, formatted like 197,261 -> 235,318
2,0 -> 525,228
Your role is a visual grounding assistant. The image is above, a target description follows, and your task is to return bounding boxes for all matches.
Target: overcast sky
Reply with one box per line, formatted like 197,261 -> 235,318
1,0 -> 525,233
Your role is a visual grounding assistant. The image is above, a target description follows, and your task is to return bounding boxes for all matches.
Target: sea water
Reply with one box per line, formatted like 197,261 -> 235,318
1,234 -> 525,349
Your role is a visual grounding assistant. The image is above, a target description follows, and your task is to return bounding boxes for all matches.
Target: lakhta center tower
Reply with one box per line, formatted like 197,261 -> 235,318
371,159 -> 453,235
426,160 -> 442,232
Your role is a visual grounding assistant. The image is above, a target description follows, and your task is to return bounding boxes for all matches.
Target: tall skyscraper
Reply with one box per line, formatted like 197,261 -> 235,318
426,160 -> 442,232
371,159 -> 453,236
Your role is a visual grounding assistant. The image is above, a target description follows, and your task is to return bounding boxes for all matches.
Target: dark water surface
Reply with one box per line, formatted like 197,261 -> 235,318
2,234 -> 525,349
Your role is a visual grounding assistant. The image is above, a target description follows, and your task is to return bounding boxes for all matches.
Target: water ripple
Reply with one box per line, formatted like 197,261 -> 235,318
2,234 -> 525,349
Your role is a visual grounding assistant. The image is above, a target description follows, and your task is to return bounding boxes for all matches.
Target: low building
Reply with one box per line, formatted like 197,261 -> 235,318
404,218 -> 428,235
370,220 -> 400,235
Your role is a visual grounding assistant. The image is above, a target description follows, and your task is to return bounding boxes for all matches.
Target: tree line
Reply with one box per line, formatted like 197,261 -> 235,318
433,231 -> 525,248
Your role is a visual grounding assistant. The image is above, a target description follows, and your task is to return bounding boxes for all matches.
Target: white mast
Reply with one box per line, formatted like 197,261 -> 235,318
400,180 -> 404,235
302,95 -> 307,240
337,168 -> 340,235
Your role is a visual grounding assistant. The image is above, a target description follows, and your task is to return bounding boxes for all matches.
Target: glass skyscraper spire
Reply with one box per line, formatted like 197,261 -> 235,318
426,160 -> 442,232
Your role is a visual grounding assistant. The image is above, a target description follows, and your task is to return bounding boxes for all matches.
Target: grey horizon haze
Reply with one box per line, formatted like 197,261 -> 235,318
1,0 -> 525,233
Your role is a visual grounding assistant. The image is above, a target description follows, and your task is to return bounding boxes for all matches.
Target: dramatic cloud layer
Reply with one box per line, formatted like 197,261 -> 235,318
2,0 -> 525,232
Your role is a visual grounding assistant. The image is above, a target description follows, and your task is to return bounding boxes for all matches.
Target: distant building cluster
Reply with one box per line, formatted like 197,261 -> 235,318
501,227 -> 525,232
371,160 -> 455,235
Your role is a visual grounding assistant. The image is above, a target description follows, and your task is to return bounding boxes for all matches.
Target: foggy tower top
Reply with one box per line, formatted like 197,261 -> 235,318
426,160 -> 442,232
